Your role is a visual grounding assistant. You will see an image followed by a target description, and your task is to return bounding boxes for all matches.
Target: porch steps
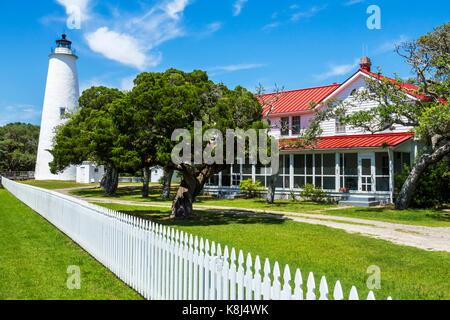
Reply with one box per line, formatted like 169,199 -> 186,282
338,195 -> 381,207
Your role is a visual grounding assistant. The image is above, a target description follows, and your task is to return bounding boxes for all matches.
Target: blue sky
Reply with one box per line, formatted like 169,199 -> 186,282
0,0 -> 448,126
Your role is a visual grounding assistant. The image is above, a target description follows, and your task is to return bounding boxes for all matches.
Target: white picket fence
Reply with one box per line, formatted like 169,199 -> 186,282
1,177 -> 391,300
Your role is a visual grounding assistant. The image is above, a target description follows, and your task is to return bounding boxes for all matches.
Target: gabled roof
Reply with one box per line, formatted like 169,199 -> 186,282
262,64 -> 432,116
279,132 -> 414,150
262,84 -> 341,116
358,69 -> 428,100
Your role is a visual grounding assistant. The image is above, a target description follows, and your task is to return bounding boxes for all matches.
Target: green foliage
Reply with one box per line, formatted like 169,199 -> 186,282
125,69 -> 265,169
239,179 -> 264,198
299,184 -> 327,202
395,159 -> 450,208
289,188 -> 298,202
49,86 -> 127,174
0,123 -> 40,171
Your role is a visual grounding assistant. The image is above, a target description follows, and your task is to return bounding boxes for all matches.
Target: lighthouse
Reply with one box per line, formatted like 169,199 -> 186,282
35,34 -> 79,180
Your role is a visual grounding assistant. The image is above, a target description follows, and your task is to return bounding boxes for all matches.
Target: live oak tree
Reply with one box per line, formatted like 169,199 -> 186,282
297,22 -> 450,210
49,86 -> 125,195
108,90 -> 160,198
129,69 -> 265,218
0,123 -> 40,172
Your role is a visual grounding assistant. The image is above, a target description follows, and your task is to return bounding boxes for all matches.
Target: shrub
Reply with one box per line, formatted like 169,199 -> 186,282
289,189 -> 298,202
239,179 -> 264,198
395,159 -> 450,208
299,184 -> 327,202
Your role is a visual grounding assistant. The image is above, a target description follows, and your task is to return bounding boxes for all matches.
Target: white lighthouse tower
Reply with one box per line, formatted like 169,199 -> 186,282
35,34 -> 79,180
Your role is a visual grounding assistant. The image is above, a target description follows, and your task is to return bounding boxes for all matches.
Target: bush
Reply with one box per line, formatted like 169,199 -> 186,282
299,184 -> 327,202
395,159 -> 450,208
289,188 -> 299,202
239,179 -> 264,198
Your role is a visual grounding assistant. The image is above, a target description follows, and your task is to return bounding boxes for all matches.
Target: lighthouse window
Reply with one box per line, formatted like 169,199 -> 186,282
60,108 -> 66,118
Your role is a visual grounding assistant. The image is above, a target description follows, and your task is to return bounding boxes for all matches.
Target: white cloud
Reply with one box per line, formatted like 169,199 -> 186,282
206,22 -> 222,34
53,0 -> 191,70
0,104 -> 41,126
375,35 -> 409,54
164,0 -> 190,19
85,27 -> 152,70
314,59 -> 360,80
344,0 -> 365,5
262,22 -> 280,31
233,0 -> 248,16
55,0 -> 90,22
291,6 -> 327,21
209,63 -> 265,73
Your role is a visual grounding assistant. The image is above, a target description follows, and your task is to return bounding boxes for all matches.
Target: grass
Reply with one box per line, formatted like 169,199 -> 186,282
19,180 -> 158,190
95,202 -> 450,300
70,185 -> 450,227
20,180 -> 99,190
0,189 -> 142,300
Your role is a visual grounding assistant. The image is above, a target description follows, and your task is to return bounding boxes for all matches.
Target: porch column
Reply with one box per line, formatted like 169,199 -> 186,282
290,154 -> 294,190
218,171 -> 222,188
335,153 -> 340,191
388,148 -> 394,204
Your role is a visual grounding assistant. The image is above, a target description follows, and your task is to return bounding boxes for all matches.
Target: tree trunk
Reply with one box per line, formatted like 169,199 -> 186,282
101,163 -> 119,196
396,142 -> 450,209
162,168 -> 174,200
142,167 -> 150,198
170,165 -> 223,219
266,174 -> 278,204
171,172 -> 198,219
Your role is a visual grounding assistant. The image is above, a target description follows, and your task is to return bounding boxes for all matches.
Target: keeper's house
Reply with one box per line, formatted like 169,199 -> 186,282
205,57 -> 422,207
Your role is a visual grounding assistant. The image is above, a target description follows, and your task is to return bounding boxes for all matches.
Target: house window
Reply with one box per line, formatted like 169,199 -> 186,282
394,152 -> 411,174
280,117 -> 289,136
375,152 -> 390,191
340,153 -> 358,190
60,107 -> 67,119
293,153 -> 335,190
292,116 -> 301,135
275,155 -> 290,189
336,116 -> 346,134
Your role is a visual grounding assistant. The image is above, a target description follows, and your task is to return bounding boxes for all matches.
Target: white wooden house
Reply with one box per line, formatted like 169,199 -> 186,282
76,162 -> 104,184
205,57 -> 420,206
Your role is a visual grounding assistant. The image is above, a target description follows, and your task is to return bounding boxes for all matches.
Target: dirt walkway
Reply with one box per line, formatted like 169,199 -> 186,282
55,187 -> 450,253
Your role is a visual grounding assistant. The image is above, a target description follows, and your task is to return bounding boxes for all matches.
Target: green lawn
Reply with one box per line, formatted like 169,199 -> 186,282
0,189 -> 142,300
19,180 -> 157,190
70,186 -> 450,227
96,202 -> 450,300
20,180 -> 100,190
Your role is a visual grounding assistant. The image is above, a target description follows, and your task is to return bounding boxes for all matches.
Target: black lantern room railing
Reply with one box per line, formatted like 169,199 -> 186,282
56,34 -> 72,49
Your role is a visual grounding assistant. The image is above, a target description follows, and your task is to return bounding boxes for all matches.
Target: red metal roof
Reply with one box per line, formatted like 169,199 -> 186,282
358,68 -> 430,100
261,67 -> 438,116
262,84 -> 341,115
279,132 -> 414,150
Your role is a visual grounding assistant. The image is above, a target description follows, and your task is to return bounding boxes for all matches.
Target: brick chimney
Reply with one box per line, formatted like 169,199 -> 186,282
360,57 -> 372,72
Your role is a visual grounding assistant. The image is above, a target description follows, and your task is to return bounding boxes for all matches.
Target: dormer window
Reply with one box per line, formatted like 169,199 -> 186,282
292,116 -> 301,135
280,117 -> 289,136
336,115 -> 346,134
